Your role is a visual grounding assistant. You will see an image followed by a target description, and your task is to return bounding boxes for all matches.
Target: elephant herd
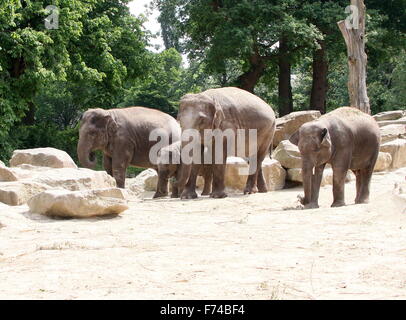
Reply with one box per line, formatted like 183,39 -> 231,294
78,87 -> 381,209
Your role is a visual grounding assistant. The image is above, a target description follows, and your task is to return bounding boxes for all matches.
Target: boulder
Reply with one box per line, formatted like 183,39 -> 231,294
10,148 -> 77,169
129,169 -> 158,192
373,110 -> 405,122
32,168 -> 116,191
380,124 -> 406,143
373,152 -> 392,172
272,140 -> 302,169
273,111 -> 321,147
377,120 -> 406,127
380,139 -> 406,169
0,181 -> 49,206
225,157 -> 286,191
0,165 -> 38,182
287,168 -> 354,186
28,188 -> 129,218
0,160 -> 5,167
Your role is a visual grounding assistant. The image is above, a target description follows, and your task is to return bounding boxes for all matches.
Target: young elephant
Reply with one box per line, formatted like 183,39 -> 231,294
154,141 -> 213,198
77,107 -> 181,188
289,107 -> 380,209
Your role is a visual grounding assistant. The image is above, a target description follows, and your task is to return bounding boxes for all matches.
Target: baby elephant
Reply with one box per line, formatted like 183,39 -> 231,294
154,141 -> 213,198
289,107 -> 380,209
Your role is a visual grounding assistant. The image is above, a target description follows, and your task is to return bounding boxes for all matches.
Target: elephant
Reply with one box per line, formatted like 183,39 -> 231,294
289,107 -> 381,209
77,107 -> 181,188
154,141 -> 213,199
176,87 -> 276,199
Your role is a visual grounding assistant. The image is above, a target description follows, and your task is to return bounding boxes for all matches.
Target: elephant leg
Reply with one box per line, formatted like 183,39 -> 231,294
356,163 -> 375,204
331,167 -> 348,207
180,164 -> 199,200
211,164 -> 227,198
201,165 -> 212,196
256,167 -> 267,193
103,154 -> 113,177
353,169 -> 362,203
154,166 -> 169,199
112,159 -> 128,189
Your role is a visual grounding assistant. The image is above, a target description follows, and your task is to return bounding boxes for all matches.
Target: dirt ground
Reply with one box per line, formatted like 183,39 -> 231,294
0,168 -> 405,300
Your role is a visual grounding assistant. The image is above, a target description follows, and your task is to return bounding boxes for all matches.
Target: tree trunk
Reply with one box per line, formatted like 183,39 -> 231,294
236,54 -> 266,93
337,0 -> 370,114
310,40 -> 328,114
278,37 -> 293,116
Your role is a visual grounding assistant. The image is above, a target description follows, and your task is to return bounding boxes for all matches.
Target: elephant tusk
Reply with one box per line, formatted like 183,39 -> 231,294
312,167 -> 315,175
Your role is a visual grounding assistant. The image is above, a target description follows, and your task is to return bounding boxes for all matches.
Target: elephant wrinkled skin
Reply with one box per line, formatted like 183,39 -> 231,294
290,107 -> 381,209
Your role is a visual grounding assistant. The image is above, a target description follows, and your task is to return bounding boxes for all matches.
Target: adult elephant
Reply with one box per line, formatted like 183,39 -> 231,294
289,107 -> 381,209
176,87 -> 276,199
77,107 -> 181,188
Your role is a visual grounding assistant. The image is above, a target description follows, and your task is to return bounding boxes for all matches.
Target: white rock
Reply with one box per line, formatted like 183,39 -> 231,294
130,169 -> 158,192
374,152 -> 392,172
272,140 -> 302,169
0,181 -> 49,206
10,148 -> 77,169
378,120 -> 406,127
32,168 -> 116,191
373,110 -> 405,122
287,168 -> 354,186
273,111 -> 321,147
380,139 -> 406,169
28,188 -> 129,218
0,160 -> 5,167
380,124 -> 406,143
225,157 -> 286,191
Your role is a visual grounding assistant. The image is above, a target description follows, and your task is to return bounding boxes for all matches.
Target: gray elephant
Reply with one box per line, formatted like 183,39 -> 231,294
176,87 -> 276,199
154,141 -> 213,198
289,107 -> 381,209
77,107 -> 181,188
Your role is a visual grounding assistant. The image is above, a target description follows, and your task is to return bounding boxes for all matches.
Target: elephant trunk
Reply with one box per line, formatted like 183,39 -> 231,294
77,138 -> 97,169
302,162 -> 314,205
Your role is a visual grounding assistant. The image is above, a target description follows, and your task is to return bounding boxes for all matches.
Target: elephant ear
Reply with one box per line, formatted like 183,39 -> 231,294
106,115 -> 118,137
289,131 -> 300,146
320,128 -> 331,149
211,98 -> 225,129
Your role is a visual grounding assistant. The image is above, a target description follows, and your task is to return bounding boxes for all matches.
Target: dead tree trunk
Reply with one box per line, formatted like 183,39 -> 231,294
337,0 -> 370,114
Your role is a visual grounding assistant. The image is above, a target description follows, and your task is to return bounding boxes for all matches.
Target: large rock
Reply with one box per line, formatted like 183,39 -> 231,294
0,181 -> 49,206
373,110 -> 405,122
0,160 -> 5,167
374,152 -> 392,172
377,120 -> 406,127
225,157 -> 286,191
380,139 -> 406,169
380,124 -> 406,143
273,111 -> 321,147
10,148 -> 77,169
0,165 -> 39,182
272,140 -> 302,169
28,188 -> 129,218
287,168 -> 354,186
32,168 -> 116,191
129,169 -> 158,192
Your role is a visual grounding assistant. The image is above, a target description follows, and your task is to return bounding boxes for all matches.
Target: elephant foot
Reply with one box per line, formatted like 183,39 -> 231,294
201,190 -> 211,196
257,187 -> 268,193
331,200 -> 346,208
304,202 -> 319,209
210,191 -> 228,199
170,192 -> 179,198
153,192 -> 168,199
181,191 -> 198,200
355,197 -> 369,204
243,185 -> 258,195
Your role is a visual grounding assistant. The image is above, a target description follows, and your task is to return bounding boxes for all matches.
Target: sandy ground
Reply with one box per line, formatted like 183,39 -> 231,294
0,169 -> 405,300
